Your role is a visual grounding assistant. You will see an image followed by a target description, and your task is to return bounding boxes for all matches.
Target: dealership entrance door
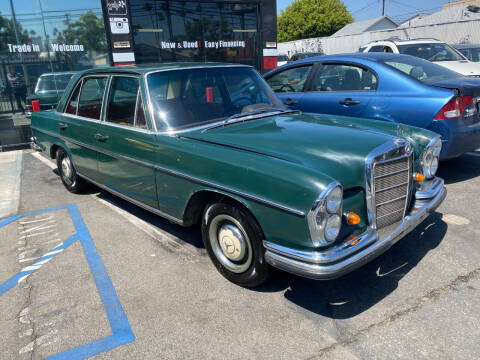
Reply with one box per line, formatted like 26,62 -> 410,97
130,1 -> 260,69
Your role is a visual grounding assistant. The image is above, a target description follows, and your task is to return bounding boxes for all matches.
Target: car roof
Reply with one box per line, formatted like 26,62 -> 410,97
277,52 -> 410,66
81,62 -> 251,76
452,44 -> 480,49
366,38 -> 443,46
39,72 -> 76,76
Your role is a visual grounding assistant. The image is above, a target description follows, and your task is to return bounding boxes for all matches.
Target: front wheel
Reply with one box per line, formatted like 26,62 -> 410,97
201,202 -> 270,287
56,148 -> 86,193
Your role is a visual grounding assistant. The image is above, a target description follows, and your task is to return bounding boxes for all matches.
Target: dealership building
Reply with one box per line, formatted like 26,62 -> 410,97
0,0 -> 277,114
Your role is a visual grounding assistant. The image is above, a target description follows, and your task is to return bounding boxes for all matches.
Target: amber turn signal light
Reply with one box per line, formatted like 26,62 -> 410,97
346,211 -> 361,225
413,172 -> 426,182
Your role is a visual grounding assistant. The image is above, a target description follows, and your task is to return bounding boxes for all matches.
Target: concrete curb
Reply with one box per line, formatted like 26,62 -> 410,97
0,150 -> 22,218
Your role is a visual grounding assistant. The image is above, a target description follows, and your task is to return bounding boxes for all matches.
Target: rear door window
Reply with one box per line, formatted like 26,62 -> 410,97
266,65 -> 313,93
77,77 -> 107,120
106,76 -> 140,128
311,64 -> 377,91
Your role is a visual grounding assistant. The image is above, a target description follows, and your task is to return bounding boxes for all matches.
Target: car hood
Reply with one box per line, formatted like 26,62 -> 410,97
435,60 -> 480,76
182,113 -> 401,190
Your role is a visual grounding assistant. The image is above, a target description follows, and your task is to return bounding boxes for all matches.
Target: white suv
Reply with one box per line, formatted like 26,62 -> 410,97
361,38 -> 480,77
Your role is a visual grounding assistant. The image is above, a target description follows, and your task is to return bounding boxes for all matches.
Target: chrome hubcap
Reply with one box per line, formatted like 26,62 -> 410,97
218,223 -> 246,261
208,214 -> 252,273
61,156 -> 73,181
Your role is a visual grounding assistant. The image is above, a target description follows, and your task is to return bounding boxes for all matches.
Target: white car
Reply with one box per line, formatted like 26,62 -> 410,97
360,38 -> 480,77
277,54 -> 289,67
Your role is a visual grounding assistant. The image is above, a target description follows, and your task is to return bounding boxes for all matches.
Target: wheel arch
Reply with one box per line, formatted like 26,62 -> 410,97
182,189 -> 265,238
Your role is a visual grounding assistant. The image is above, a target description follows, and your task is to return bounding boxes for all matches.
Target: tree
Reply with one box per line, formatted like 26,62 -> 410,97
277,0 -> 353,42
53,11 -> 107,54
0,12 -> 29,52
52,11 -> 107,68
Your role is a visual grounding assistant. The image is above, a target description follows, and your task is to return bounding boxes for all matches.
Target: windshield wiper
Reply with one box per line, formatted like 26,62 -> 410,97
204,107 -> 299,131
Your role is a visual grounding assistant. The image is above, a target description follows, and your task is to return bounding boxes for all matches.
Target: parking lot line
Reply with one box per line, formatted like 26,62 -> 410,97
0,204 -> 135,359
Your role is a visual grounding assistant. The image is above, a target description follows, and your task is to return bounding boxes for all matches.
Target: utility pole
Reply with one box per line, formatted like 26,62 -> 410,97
382,0 -> 385,16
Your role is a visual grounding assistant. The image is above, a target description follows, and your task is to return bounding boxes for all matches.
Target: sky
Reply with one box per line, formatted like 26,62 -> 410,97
277,0 -> 456,23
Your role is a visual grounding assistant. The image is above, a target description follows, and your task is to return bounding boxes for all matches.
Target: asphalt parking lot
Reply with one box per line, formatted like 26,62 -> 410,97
1,149 -> 480,360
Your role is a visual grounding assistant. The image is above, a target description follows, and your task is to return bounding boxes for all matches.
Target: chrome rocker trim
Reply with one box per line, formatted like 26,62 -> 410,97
263,177 -> 446,280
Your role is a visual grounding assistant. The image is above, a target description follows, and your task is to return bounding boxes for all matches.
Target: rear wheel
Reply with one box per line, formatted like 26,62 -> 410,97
202,202 -> 270,287
56,148 -> 86,193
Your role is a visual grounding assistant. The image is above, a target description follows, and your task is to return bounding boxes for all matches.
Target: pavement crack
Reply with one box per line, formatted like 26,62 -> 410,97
308,267 -> 480,359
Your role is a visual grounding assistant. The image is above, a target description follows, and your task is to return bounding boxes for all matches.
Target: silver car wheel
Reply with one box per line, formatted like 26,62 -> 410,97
208,214 -> 253,273
61,156 -> 73,185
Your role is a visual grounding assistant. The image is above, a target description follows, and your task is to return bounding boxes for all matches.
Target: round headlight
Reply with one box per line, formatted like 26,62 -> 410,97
325,214 -> 341,242
326,186 -> 342,214
422,138 -> 442,179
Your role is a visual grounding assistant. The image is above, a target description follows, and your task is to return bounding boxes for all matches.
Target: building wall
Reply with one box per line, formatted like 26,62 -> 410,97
443,0 -> 480,9
278,7 -> 480,56
0,0 -> 108,113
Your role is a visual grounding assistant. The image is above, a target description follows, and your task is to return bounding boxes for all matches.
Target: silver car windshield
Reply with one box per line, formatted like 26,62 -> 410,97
397,43 -> 464,62
147,67 -> 285,131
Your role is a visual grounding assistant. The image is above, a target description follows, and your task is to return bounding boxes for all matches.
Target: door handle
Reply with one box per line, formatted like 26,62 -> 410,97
94,133 -> 109,142
58,122 -> 68,130
283,99 -> 298,105
339,98 -> 361,106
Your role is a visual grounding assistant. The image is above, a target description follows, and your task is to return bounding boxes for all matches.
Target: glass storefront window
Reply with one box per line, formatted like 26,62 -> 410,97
0,0 -> 107,114
130,0 -> 259,68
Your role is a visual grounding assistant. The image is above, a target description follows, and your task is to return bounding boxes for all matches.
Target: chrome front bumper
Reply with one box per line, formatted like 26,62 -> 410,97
264,177 -> 447,280
30,136 -> 42,152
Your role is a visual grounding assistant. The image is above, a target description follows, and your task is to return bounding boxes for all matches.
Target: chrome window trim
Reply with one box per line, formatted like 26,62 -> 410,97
31,126 -> 305,217
144,64 -> 255,134
365,138 -> 413,230
62,112 -> 102,124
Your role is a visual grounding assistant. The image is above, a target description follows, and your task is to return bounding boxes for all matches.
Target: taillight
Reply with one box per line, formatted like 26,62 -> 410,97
31,99 -> 40,112
434,95 -> 474,120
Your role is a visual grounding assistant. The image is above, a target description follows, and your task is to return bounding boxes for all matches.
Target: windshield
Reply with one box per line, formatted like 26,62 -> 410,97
278,55 -> 289,61
147,67 -> 285,131
36,74 -> 73,92
457,47 -> 480,63
382,56 -> 461,84
397,42 -> 464,62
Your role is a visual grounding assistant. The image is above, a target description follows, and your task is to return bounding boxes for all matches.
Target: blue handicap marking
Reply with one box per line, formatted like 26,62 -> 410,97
0,204 -> 135,359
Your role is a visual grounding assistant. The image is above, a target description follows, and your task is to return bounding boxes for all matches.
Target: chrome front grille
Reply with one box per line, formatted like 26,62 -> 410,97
374,156 -> 411,229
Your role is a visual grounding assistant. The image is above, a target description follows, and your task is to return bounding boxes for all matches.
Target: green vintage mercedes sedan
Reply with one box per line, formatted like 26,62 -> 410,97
30,63 -> 446,287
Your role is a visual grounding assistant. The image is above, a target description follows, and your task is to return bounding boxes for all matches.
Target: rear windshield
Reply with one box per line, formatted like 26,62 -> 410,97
36,74 -> 73,91
381,56 -> 461,84
147,67 -> 284,131
397,43 -> 464,61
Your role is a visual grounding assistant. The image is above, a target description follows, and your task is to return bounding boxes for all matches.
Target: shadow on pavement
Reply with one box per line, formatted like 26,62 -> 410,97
255,212 -> 447,319
58,167 -> 448,318
438,153 -> 480,184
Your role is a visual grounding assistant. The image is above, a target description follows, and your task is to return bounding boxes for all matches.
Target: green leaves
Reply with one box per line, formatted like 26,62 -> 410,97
277,0 -> 353,42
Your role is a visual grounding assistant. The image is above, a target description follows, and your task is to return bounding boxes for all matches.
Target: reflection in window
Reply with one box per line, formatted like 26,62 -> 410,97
107,77 -> 140,127
148,67 -> 282,131
78,77 -> 107,120
312,64 -> 377,91
267,66 -> 312,93
130,0 -> 259,67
